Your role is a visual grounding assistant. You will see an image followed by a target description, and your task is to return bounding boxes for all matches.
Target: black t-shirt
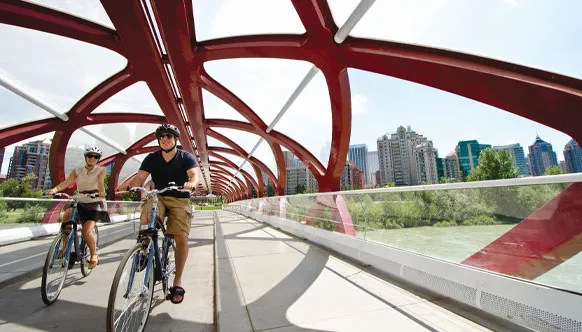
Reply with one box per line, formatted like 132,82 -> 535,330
139,149 -> 197,198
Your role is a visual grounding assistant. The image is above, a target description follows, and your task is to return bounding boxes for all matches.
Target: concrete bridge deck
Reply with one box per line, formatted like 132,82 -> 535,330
0,210 -> 527,331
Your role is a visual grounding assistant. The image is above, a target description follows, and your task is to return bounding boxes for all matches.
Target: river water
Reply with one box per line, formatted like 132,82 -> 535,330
364,224 -> 582,293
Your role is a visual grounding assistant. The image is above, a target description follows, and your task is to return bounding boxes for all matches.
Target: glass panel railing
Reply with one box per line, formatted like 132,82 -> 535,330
226,174 -> 582,294
0,197 -> 141,231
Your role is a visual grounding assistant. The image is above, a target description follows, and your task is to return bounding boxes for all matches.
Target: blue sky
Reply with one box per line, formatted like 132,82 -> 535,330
1,0 -> 580,180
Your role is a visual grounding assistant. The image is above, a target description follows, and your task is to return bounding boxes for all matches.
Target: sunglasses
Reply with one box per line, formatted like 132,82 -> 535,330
86,154 -> 101,159
157,133 -> 175,140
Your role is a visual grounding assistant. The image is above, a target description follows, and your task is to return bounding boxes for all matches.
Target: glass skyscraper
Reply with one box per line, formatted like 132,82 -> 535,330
564,139 -> 582,173
455,140 -> 491,178
493,143 -> 529,176
7,139 -> 52,190
528,135 -> 558,176
348,144 -> 368,183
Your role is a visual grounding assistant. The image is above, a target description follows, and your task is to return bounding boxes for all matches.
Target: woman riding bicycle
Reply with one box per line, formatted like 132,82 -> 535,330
45,145 -> 109,269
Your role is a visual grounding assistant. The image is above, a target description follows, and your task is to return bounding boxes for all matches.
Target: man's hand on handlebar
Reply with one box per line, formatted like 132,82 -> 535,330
183,182 -> 195,190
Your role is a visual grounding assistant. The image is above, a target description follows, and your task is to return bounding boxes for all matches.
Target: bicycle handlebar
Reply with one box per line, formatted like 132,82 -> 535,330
115,183 -> 190,196
46,192 -> 100,200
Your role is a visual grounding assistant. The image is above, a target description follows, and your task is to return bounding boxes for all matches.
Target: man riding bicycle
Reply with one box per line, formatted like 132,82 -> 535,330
121,124 -> 200,304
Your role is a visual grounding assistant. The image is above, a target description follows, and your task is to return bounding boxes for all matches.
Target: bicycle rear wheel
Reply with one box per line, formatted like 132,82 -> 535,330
80,224 -> 99,277
107,243 -> 154,332
162,236 -> 176,300
41,232 -> 70,305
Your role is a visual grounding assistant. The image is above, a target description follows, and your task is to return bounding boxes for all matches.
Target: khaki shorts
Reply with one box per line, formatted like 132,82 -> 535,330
141,196 -> 192,236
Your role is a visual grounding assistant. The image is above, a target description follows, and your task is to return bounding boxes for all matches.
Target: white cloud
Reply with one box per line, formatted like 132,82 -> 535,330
207,0 -> 304,40
352,94 -> 368,115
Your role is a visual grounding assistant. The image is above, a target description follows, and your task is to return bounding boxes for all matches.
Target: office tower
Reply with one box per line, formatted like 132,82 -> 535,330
285,166 -> 317,195
455,140 -> 492,178
0,147 -> 4,173
367,151 -> 379,186
7,139 -> 52,190
493,143 -> 529,176
320,141 -> 331,165
528,135 -> 558,176
559,160 -> 568,174
340,161 -> 365,190
564,139 -> 582,173
443,152 -> 463,182
282,150 -> 295,168
348,144 -> 368,183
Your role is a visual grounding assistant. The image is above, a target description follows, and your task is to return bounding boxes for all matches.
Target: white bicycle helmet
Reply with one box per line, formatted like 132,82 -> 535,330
84,145 -> 102,157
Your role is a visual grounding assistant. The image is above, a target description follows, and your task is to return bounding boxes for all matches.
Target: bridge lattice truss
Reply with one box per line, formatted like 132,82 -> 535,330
1,0 -> 581,201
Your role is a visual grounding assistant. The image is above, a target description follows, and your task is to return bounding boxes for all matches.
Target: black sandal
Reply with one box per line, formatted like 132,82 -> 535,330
167,286 -> 186,304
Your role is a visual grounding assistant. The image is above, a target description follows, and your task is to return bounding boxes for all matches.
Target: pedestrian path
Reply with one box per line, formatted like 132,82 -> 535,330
0,210 -> 528,331
0,211 -> 215,332
0,220 -> 136,287
214,210 -> 526,332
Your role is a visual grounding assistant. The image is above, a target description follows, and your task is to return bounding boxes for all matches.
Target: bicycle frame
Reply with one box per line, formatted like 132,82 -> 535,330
124,189 -> 167,297
50,201 -> 83,268
124,188 -> 175,298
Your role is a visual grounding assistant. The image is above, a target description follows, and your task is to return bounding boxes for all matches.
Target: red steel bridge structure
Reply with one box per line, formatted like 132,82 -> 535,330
1,0 -> 582,280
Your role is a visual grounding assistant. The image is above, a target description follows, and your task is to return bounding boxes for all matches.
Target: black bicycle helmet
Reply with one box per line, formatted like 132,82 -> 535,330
84,145 -> 102,157
155,123 -> 180,139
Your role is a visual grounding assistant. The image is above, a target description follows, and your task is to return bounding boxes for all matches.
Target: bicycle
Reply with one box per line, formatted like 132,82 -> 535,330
41,193 -> 100,305
107,184 -> 187,332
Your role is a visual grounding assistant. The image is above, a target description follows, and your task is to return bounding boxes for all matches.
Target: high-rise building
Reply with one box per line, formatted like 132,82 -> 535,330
7,139 -> 52,191
377,125 -> 437,186
0,147 -> 5,173
528,135 -> 558,176
435,151 -> 444,180
564,139 -> 582,173
285,166 -> 317,195
443,152 -> 463,182
106,162 -> 114,175
282,150 -> 295,168
559,160 -> 568,174
414,141 -> 439,184
366,151 -> 379,186
348,144 -> 368,183
455,140 -> 491,178
493,143 -> 529,176
340,161 -> 365,190
320,141 -> 331,166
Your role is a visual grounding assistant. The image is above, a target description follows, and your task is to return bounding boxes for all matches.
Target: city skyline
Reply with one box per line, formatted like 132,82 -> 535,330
1,1 -> 581,184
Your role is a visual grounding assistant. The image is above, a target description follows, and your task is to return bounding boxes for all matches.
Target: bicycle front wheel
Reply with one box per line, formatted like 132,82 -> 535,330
107,243 -> 154,332
162,237 -> 176,300
41,232 -> 70,305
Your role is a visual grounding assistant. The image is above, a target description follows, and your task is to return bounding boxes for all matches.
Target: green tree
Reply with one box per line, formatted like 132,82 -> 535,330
544,165 -> 562,175
439,177 -> 456,184
0,178 -> 20,197
265,183 -> 275,197
466,149 -> 519,181
104,172 -> 110,194
20,174 -> 42,198
0,174 -> 41,210
295,184 -> 306,194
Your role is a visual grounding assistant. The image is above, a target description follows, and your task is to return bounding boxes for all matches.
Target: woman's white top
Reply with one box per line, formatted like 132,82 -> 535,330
75,165 -> 105,204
